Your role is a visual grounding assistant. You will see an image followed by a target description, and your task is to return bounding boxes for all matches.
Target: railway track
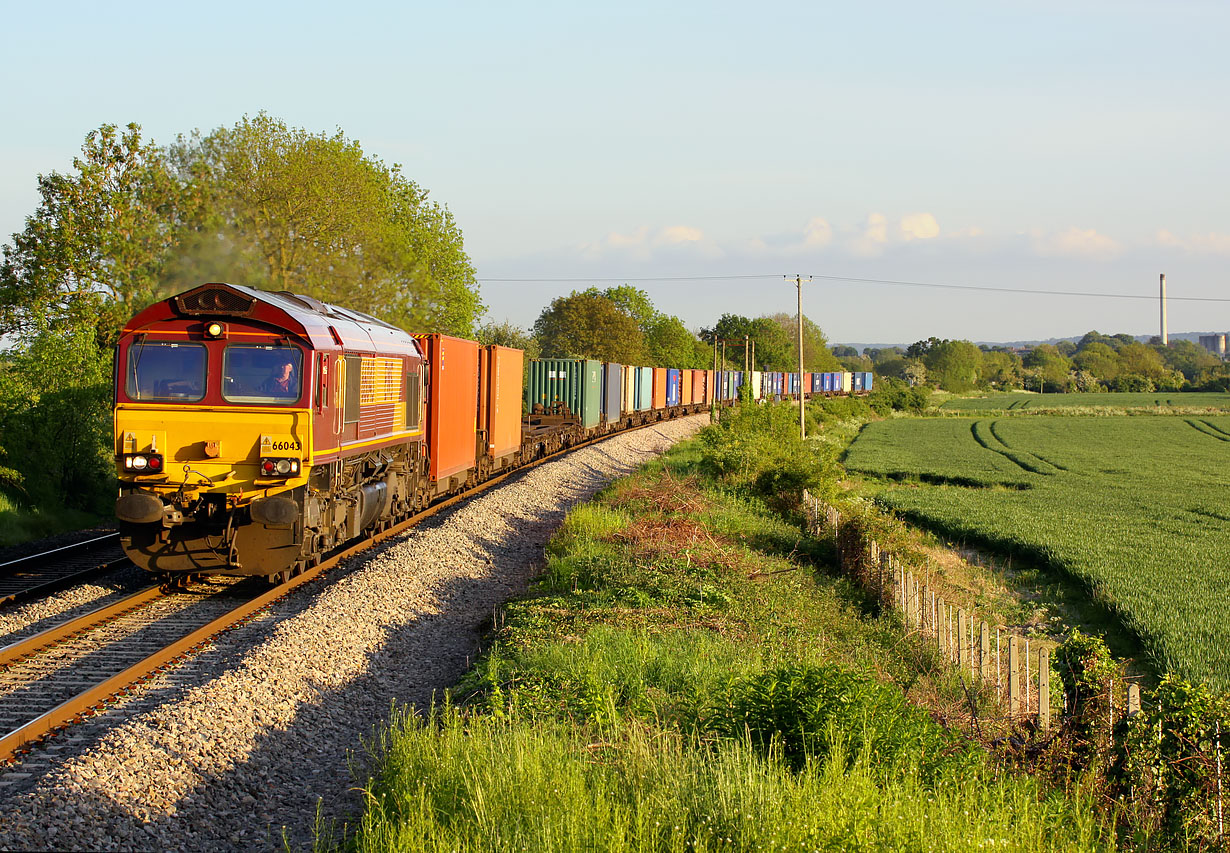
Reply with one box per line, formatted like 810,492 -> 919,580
0,416 -> 693,763
0,533 -> 127,607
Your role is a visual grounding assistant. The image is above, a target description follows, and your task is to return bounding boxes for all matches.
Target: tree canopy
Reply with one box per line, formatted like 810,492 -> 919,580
1,115 -> 483,343
533,291 -> 648,363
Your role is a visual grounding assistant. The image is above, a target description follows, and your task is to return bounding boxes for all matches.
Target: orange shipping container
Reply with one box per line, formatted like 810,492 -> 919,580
652,367 -> 667,409
681,370 -> 693,407
691,369 -> 705,404
415,334 -> 480,482
480,345 -> 524,461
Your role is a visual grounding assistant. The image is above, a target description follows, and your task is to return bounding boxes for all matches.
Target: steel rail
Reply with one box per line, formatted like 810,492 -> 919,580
0,533 -> 127,608
0,533 -> 120,572
0,410 -> 706,762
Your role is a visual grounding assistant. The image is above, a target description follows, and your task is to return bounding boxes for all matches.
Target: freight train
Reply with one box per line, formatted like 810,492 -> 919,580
112,283 -> 869,584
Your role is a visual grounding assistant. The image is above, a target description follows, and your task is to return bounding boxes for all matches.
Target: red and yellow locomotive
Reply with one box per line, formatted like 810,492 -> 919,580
113,282 -> 507,583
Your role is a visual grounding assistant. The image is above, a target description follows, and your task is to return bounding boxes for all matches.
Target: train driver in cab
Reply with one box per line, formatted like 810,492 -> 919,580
260,358 -> 297,397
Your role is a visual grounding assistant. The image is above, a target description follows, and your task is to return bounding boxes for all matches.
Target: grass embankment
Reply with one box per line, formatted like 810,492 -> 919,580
0,493 -> 103,550
349,405 -> 1112,852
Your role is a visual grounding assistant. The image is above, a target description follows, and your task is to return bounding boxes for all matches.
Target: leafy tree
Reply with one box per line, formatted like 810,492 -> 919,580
981,350 -> 1023,389
831,345 -> 858,358
0,325 -> 113,511
1117,342 -> 1169,382
924,339 -> 984,392
906,337 -> 941,360
475,320 -> 541,359
1073,342 -> 1120,383
645,314 -> 704,367
763,313 -> 843,372
1158,339 -> 1221,381
903,360 -> 927,387
533,291 -> 647,363
1077,330 -> 1122,352
704,314 -> 762,368
174,113 -> 482,336
872,354 -> 908,380
0,123 -> 189,344
1023,344 -> 1073,391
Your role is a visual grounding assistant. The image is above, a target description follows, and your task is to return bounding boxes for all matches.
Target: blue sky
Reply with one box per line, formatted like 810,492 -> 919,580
2,1 -> 1227,344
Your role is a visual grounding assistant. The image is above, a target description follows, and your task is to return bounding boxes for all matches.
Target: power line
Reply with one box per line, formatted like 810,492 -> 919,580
477,272 -> 1230,303
480,274 -> 777,283
809,273 -> 1230,303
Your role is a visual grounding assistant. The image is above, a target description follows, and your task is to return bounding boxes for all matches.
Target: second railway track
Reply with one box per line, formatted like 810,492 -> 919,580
0,533 -> 127,608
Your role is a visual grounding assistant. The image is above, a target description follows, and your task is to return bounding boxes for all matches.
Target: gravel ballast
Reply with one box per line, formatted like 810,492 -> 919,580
0,416 -> 705,851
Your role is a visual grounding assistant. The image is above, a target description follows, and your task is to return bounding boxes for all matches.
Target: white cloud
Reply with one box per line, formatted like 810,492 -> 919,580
802,217 -> 833,247
899,212 -> 940,241
1032,226 -> 1120,258
1156,229 -> 1230,254
864,212 -> 889,244
578,224 -> 715,260
658,225 -> 703,245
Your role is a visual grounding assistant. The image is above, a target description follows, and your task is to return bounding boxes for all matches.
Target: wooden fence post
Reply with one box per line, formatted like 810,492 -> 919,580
1038,647 -> 1050,732
1127,683 -> 1141,718
957,608 -> 969,672
936,596 -> 945,654
1009,637 -> 1020,717
980,622 -> 991,683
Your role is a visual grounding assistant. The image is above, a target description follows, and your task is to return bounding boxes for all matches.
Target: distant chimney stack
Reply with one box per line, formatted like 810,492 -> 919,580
1160,273 -> 1168,346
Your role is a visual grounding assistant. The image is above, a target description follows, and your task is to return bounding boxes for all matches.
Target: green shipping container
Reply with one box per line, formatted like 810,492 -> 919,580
525,358 -> 602,429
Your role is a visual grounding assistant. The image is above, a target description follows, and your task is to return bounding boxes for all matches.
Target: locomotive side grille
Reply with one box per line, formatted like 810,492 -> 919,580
174,286 -> 255,316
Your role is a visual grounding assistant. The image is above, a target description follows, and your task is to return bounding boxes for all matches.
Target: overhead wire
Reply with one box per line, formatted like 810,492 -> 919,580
477,273 -> 1230,303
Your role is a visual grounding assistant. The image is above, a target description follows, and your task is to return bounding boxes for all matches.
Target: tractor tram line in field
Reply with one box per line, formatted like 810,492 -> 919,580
0,533 -> 128,608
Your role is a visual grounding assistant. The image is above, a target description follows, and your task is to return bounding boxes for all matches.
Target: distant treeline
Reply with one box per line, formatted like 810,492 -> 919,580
479,288 -> 843,374
835,332 -> 1230,394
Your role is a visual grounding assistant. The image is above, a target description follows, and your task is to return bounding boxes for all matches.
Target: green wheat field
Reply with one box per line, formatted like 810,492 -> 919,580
845,415 -> 1230,691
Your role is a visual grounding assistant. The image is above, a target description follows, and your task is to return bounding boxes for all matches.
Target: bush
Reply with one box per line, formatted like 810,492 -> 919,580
866,377 -> 929,415
0,325 -> 113,514
697,663 -> 978,779
698,402 -> 832,509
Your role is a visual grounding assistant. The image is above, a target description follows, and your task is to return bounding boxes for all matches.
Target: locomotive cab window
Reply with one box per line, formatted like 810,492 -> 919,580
222,345 -> 304,404
126,341 -> 207,402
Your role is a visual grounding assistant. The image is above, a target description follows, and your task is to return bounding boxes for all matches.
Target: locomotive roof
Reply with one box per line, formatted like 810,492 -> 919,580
120,282 -> 421,357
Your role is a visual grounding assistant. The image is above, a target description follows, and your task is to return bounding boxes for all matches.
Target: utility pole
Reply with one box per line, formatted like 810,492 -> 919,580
744,334 -> 750,375
711,331 -> 718,421
1160,273 -> 1168,346
788,274 -> 812,439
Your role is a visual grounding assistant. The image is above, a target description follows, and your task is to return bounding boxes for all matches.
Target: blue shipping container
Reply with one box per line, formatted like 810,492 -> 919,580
666,369 -> 682,407
863,372 -> 874,392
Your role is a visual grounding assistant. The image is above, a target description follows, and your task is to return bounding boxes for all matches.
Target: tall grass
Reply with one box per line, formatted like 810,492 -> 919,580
355,705 -> 1109,853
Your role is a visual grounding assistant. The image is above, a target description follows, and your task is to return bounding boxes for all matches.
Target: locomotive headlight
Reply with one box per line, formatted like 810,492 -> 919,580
121,453 -> 164,473
258,457 -> 300,479
203,321 -> 227,339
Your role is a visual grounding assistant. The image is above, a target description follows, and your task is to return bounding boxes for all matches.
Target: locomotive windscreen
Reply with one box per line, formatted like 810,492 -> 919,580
126,342 -> 207,402
222,345 -> 304,404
